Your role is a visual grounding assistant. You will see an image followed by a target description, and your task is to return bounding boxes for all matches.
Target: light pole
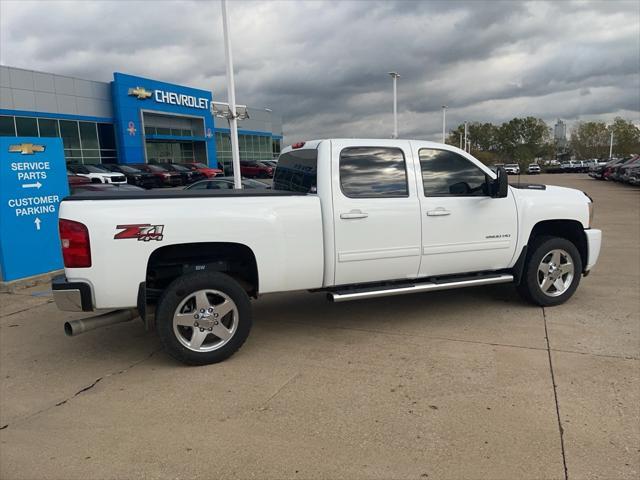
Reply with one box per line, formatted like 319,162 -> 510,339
388,72 -> 400,139
220,0 -> 242,189
609,130 -> 614,159
463,122 -> 468,152
441,105 -> 447,143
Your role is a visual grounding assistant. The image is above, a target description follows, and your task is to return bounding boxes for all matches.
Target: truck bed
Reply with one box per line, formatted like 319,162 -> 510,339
65,189 -> 305,201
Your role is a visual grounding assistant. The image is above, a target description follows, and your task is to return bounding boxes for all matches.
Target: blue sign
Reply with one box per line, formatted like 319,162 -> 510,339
111,72 -> 218,167
0,137 -> 69,282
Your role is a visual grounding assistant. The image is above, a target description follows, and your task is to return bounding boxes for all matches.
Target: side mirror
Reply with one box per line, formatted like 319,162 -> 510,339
492,166 -> 508,198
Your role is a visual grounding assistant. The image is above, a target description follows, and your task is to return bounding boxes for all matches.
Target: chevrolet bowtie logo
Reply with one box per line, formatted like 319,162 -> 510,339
128,86 -> 152,99
8,143 -> 46,155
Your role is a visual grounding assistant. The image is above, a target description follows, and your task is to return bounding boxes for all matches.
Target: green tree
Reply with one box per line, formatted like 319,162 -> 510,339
497,117 -> 550,165
610,117 -> 640,157
570,121 -> 610,159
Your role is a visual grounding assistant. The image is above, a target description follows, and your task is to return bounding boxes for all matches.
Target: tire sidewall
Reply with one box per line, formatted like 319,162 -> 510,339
523,237 -> 583,306
156,272 -> 252,365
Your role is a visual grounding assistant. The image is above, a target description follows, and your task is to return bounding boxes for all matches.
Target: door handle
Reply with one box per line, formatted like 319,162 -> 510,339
340,210 -> 369,219
426,208 -> 451,216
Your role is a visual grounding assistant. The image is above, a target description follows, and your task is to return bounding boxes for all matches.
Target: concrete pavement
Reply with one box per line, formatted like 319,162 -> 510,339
0,174 -> 638,479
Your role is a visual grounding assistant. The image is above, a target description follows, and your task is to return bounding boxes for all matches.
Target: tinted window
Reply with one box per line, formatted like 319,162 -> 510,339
38,118 -> 59,137
340,147 -> 407,198
419,149 -> 488,197
15,117 -> 38,136
273,149 -> 318,193
0,116 -> 15,136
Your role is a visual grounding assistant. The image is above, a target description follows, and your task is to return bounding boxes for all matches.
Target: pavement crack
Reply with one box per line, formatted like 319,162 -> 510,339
258,373 -> 299,410
543,306 -> 569,480
1,348 -> 161,430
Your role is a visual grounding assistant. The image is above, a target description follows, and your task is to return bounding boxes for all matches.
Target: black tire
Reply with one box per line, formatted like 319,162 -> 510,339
517,236 -> 582,307
156,272 -> 252,365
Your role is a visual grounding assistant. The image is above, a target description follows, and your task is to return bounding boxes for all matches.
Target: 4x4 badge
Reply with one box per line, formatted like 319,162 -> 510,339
114,224 -> 164,242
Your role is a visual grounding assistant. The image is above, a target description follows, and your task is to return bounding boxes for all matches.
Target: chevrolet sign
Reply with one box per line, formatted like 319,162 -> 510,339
154,90 -> 209,110
128,86 -> 208,110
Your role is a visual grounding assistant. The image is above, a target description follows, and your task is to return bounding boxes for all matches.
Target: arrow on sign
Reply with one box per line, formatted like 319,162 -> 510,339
22,182 -> 42,189
34,217 -> 41,230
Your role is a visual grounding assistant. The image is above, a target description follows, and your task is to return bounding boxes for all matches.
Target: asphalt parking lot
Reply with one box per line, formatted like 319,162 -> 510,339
1,174 -> 638,480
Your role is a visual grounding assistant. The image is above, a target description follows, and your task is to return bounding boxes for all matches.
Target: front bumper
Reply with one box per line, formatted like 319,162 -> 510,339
584,229 -> 602,272
52,275 -> 94,312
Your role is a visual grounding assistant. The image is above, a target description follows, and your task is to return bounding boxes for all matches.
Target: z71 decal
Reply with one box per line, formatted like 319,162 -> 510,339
114,224 -> 164,242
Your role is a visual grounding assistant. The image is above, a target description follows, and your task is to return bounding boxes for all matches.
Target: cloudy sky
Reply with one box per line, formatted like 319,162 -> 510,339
1,0 -> 639,142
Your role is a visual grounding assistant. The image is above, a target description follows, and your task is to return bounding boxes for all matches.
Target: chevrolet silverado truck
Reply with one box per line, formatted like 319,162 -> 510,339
53,140 -> 602,365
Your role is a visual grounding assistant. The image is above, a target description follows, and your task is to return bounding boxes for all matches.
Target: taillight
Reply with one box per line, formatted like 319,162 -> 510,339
292,141 -> 305,149
59,219 -> 91,268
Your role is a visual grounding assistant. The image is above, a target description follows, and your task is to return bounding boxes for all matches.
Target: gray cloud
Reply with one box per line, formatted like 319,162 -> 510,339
1,0 -> 638,143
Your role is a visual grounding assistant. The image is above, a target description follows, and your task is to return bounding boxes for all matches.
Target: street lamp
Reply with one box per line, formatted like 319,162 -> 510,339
441,105 -> 447,143
388,72 -> 400,139
220,0 -> 242,189
609,130 -> 614,159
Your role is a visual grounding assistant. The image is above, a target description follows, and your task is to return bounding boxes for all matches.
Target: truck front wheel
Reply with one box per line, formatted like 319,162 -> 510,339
156,272 -> 252,365
517,236 -> 582,307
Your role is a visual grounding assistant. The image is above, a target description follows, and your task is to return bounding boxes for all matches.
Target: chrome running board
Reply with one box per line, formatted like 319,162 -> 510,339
328,274 -> 514,303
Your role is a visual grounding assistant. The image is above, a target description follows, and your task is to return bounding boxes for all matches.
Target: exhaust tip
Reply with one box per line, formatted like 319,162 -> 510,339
64,321 -> 74,336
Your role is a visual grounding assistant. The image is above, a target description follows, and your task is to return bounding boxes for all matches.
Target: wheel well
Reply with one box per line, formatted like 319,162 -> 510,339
146,242 -> 259,299
527,220 -> 588,270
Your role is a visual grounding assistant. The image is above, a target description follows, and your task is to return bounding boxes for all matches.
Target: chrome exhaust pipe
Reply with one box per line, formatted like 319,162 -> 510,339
64,309 -> 139,337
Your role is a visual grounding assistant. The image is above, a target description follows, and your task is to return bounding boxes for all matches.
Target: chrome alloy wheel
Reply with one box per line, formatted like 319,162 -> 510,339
172,289 -> 238,352
537,249 -> 575,297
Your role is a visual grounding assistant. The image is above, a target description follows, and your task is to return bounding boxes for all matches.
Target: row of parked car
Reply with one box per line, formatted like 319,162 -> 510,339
588,155 -> 640,185
67,159 -> 278,190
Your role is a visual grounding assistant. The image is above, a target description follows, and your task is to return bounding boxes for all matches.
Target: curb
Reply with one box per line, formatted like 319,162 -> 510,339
0,270 -> 63,293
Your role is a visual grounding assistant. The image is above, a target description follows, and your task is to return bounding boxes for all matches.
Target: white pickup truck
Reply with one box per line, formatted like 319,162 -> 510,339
53,140 -> 602,365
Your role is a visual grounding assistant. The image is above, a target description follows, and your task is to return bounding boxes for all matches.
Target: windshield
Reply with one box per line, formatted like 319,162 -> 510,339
147,165 -> 168,172
119,165 -> 142,173
170,164 -> 189,172
85,165 -> 109,173
193,163 -> 208,168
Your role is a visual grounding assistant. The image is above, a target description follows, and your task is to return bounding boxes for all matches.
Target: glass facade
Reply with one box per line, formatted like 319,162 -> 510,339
0,114 -> 116,165
1,113 -> 281,169
215,132 -> 280,173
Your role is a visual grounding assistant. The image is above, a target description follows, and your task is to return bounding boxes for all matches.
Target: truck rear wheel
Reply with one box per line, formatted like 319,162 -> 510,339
156,272 -> 252,365
517,236 -> 582,307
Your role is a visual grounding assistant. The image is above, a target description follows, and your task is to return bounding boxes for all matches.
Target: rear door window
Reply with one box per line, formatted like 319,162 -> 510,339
273,149 -> 318,193
339,147 -> 408,198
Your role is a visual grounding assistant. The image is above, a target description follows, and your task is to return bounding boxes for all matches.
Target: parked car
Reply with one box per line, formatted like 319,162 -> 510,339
157,163 -> 203,185
601,158 -> 628,180
184,177 -> 270,190
504,163 -> 520,175
588,161 -> 610,179
182,162 -> 223,179
240,161 -> 274,178
527,164 -> 541,174
100,164 -> 160,189
626,166 -> 640,186
68,164 -> 127,184
131,163 -> 182,186
610,156 -> 640,182
53,138 -> 601,365
67,170 -> 91,186
260,160 -> 278,169
70,183 -> 145,195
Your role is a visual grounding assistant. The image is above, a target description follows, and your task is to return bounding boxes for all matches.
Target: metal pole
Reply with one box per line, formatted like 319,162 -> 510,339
441,105 -> 447,143
389,72 -> 399,139
609,130 -> 614,159
459,133 -> 462,149
221,0 -> 242,189
464,122 -> 468,152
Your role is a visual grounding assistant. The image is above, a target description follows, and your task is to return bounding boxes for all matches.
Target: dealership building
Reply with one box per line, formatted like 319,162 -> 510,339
0,65 -> 283,172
